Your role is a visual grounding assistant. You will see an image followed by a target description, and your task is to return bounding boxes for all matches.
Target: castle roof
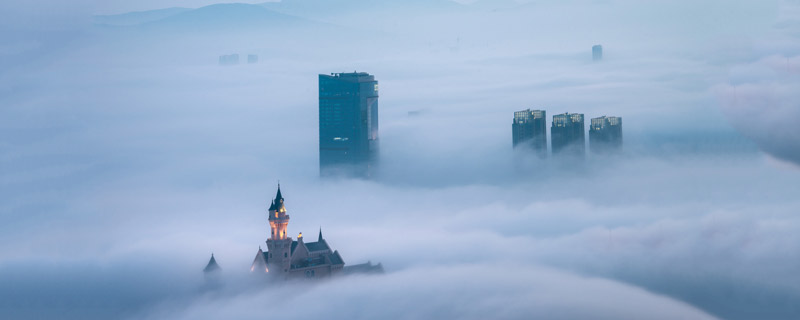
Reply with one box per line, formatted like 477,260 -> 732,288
305,240 -> 330,252
268,185 -> 284,211
329,250 -> 344,265
250,248 -> 270,274
343,261 -> 384,274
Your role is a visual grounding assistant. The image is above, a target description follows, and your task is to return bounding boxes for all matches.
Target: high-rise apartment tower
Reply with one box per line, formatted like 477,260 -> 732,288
512,109 -> 547,157
589,116 -> 622,154
551,112 -> 585,157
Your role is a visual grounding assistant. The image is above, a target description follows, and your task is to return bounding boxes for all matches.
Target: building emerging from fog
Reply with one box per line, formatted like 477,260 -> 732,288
204,254 -> 221,274
250,185 -> 383,279
512,109 -> 547,157
319,72 -> 379,178
219,54 -> 239,65
589,116 -> 622,154
247,54 -> 258,64
592,45 -> 603,61
202,253 -> 222,288
551,113 -> 586,157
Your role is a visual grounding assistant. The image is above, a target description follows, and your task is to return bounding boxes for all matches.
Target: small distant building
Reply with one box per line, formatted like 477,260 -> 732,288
247,54 -> 258,64
512,109 -> 547,157
592,45 -> 603,61
249,185 -> 383,279
589,116 -> 622,154
551,112 -> 586,157
219,54 -> 239,66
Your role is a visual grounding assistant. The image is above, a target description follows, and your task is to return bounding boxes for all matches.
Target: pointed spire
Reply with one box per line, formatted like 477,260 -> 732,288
275,183 -> 283,202
318,227 -> 323,242
268,183 -> 285,213
204,253 -> 221,273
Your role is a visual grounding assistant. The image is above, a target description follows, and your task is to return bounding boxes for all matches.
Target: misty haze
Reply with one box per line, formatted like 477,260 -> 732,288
2,0 -> 800,319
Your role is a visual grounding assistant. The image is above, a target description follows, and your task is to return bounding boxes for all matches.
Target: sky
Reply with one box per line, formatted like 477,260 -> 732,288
1,0 -> 800,319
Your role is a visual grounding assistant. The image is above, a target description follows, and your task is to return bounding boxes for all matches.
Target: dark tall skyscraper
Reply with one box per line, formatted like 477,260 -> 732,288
589,116 -> 622,154
319,72 -> 379,177
592,45 -> 603,61
551,112 -> 585,157
512,109 -> 547,157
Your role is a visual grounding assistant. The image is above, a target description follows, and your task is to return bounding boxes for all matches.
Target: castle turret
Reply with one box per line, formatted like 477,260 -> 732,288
268,185 -> 289,240
266,184 -> 293,274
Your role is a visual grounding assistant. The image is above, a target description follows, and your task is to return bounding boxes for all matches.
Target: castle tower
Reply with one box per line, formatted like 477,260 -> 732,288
266,185 -> 293,273
246,183 -> 382,279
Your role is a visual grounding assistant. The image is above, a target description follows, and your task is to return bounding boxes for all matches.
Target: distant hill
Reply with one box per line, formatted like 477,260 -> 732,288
93,7 -> 192,26
140,3 -> 312,31
93,1 -> 466,30
260,0 -> 466,18
469,0 -> 522,11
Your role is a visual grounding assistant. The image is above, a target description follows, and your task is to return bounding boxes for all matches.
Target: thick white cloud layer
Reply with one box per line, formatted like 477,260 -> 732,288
718,55 -> 800,166
1,1 -> 800,319
144,264 -> 717,320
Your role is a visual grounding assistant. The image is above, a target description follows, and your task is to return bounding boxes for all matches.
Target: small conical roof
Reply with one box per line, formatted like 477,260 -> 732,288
203,253 -> 221,273
318,227 -> 323,242
268,184 -> 284,211
275,184 -> 283,202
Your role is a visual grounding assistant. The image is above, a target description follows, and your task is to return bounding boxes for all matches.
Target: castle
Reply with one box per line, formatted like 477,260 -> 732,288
245,185 -> 381,279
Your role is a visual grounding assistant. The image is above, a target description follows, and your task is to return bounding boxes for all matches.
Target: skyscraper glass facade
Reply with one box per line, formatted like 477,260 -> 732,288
319,72 -> 379,177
